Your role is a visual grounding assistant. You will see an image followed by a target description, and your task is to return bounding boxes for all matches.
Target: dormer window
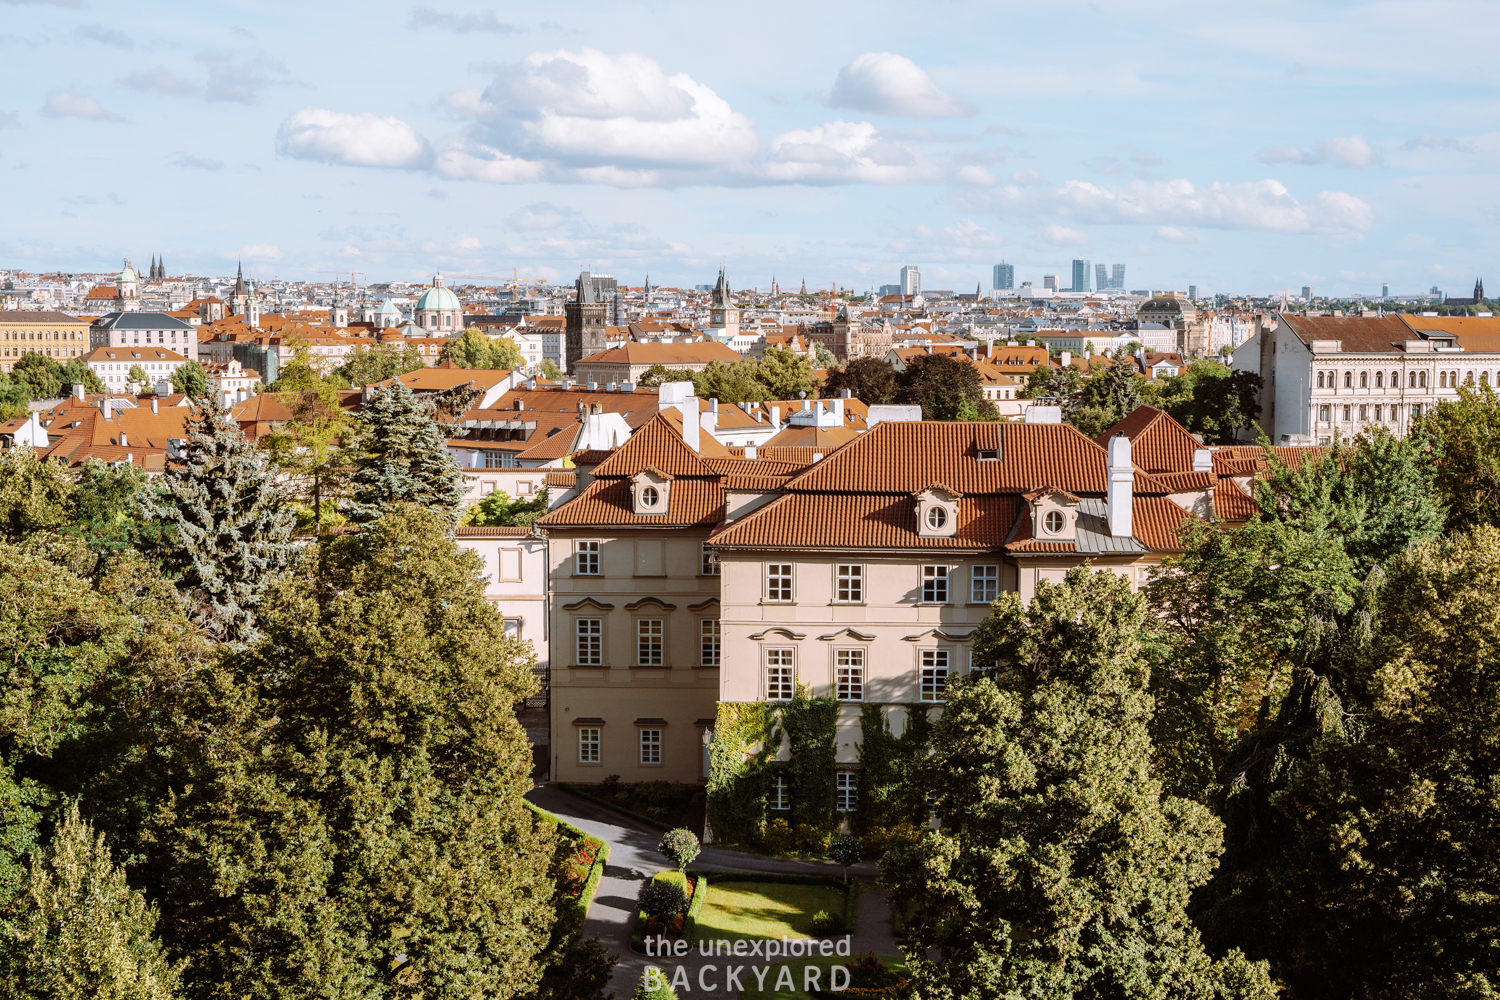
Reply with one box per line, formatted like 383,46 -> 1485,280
926,507 -> 948,530
1044,510 -> 1065,534
914,485 -> 960,538
642,486 -> 659,507
631,468 -> 671,516
1024,485 -> 1081,541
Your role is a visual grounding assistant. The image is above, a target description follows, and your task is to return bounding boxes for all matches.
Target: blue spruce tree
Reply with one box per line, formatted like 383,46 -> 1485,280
345,382 -> 466,523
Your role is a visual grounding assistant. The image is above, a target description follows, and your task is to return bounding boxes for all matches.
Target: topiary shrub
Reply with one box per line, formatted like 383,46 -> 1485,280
810,909 -> 842,936
828,833 -> 862,881
658,828 -> 700,871
637,879 -> 689,923
633,967 -> 678,1000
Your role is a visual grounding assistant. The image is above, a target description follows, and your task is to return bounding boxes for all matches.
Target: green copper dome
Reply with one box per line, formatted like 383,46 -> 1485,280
415,273 -> 460,313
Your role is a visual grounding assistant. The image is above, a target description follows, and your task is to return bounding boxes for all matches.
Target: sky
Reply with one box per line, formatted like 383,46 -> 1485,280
2,0 -> 1499,296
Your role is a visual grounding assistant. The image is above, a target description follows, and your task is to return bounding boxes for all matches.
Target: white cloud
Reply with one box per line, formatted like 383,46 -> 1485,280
1256,135 -> 1377,168
473,49 -> 758,169
1051,178 -> 1373,235
433,143 -> 545,183
828,52 -> 974,119
195,51 -> 290,104
236,244 -> 282,261
277,108 -> 432,168
1032,224 -> 1090,249
1154,226 -> 1196,243
456,235 -> 483,250
77,23 -> 133,48
408,7 -> 523,34
121,69 -> 197,96
172,154 -> 223,171
41,91 -> 122,121
1401,133 -> 1472,153
761,120 -> 934,184
956,165 -> 995,185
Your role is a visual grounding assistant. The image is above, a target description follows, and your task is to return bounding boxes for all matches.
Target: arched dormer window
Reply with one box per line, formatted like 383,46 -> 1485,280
1023,485 -> 1080,542
914,485 -> 960,538
631,468 -> 671,516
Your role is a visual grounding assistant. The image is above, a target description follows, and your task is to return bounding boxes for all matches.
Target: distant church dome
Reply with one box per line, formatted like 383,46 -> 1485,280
415,274 -> 461,313
117,259 -> 138,283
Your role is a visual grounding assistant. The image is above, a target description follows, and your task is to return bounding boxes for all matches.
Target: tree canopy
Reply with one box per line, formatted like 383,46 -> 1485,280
345,382 -> 466,524
821,358 -> 897,404
440,328 -> 524,370
894,353 -> 996,420
168,361 -> 208,399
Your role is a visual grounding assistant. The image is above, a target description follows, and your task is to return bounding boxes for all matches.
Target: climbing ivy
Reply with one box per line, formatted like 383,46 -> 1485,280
780,687 -> 839,830
854,704 -> 933,838
705,701 -> 774,842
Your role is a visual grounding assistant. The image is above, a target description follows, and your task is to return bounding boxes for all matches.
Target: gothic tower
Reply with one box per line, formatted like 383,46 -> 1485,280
564,270 -> 608,374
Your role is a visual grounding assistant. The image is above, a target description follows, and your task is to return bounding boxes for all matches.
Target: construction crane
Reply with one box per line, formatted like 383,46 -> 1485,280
446,268 -> 548,297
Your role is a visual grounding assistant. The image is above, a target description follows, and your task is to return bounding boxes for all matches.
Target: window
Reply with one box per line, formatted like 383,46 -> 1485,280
1409,371 -> 1417,388
1343,405 -> 1351,421
701,541 -> 720,576
836,649 -> 864,701
766,563 -> 793,602
922,565 -> 949,603
640,729 -> 662,765
484,451 -> 511,468
765,648 -> 794,700
920,649 -> 949,702
1359,405 -> 1367,421
836,564 -> 863,602
1375,371 -> 1384,388
972,564 -> 1000,603
1412,403 -> 1423,419
1373,405 -> 1382,421
770,774 -> 790,811
1316,371 -> 1325,388
641,486 -> 659,507
836,772 -> 857,812
1044,510 -> 1064,534
1441,372 -> 1448,388
1419,371 -> 1427,389
1485,373 -> 1493,387
926,506 -> 948,530
637,619 -> 663,666
576,618 -> 602,665
576,541 -> 600,575
1392,371 -> 1400,387
579,728 -> 600,763
1360,371 -> 1368,388
1343,371 -> 1352,388
1319,405 -> 1330,422
700,619 -> 720,667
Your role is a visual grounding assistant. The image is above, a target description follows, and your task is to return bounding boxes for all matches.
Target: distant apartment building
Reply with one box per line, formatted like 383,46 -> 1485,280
1302,285 -> 1315,301
900,266 -> 921,297
1043,275 -> 1059,292
993,262 -> 1015,291
1071,258 -> 1091,293
0,310 -> 91,374
90,312 -> 199,361
1188,285 -> 1199,300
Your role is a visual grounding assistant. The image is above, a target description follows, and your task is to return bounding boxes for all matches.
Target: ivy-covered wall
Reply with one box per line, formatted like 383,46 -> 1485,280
854,703 -> 933,842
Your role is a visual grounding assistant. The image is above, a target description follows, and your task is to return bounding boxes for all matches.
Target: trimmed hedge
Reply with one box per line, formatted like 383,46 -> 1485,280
631,872 -> 706,953
558,782 -> 676,832
684,874 -> 710,941
841,878 -> 860,933
685,868 -> 845,888
524,799 -> 611,916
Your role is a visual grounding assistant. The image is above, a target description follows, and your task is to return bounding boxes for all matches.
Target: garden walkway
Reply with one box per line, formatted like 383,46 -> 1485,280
526,784 -> 897,998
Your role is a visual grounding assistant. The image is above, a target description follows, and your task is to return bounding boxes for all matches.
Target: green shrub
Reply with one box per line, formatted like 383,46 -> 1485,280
634,780 -> 672,808
828,833 -> 863,872
810,910 -> 841,936
761,818 -> 797,854
633,967 -> 678,1000
794,823 -> 831,855
638,879 -> 689,921
658,828 -> 700,871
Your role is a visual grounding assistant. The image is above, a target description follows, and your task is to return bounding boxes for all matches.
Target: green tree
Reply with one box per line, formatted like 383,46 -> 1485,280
882,568 -> 1274,999
464,487 -> 549,528
1153,361 -> 1262,445
168,361 -> 208,399
333,343 -> 424,386
812,342 -> 837,369
126,365 -> 150,387
268,339 -> 327,393
440,328 -> 523,369
150,510 -> 559,999
636,365 -> 702,389
0,447 -> 74,542
692,361 -> 768,404
1019,362 -> 1081,400
61,360 -> 104,395
821,358 -> 897,404
345,382 -> 466,524
143,392 -> 295,644
895,354 -> 994,420
11,354 -> 64,399
1412,380 -> 1500,532
539,359 -> 563,381
754,346 -> 821,400
260,382 -> 357,545
1,802 -> 180,1000
0,378 -> 29,422
61,460 -> 172,578
1196,529 -> 1500,998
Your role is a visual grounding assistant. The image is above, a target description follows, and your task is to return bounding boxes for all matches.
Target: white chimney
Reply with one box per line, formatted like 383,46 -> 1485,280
744,444 -> 757,459
237,388 -> 248,403
73,383 -> 85,401
151,398 -> 159,414
101,397 -> 113,419
1107,432 -> 1133,539
770,405 -> 781,429
1192,447 -> 1212,473
120,432 -> 128,447
680,402 -> 700,453
1060,351 -> 1071,367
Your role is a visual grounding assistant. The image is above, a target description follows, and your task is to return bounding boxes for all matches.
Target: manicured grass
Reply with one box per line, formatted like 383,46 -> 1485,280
736,954 -> 909,1000
694,880 -> 848,940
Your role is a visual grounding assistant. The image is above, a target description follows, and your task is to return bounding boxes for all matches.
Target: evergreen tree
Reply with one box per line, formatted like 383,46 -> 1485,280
144,392 -> 294,643
881,568 -> 1274,999
167,362 -> 207,399
345,382 -> 466,524
1,802 -> 180,1000
150,509 -> 559,999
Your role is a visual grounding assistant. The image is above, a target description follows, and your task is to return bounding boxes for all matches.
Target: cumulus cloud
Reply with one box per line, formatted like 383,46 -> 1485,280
196,51 -> 290,104
956,165 -> 995,185
828,52 -> 974,119
172,154 -> 223,170
1032,224 -> 1090,249
277,108 -> 432,168
762,120 -> 934,184
77,23 -> 133,48
1154,226 -> 1196,243
1256,135 -> 1377,168
1401,133 -> 1471,152
433,143 -> 546,183
456,234 -> 483,250
409,7 -> 523,33
1053,178 -> 1373,235
41,90 -> 122,121
121,69 -> 197,96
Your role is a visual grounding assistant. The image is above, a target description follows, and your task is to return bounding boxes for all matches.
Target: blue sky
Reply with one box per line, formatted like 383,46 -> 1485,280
2,0 -> 1497,296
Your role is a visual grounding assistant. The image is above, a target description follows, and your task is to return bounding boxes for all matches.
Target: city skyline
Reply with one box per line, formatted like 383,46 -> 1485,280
1,0 -> 1497,296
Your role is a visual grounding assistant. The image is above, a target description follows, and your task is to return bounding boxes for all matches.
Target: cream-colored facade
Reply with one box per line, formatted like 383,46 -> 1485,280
0,310 -> 91,373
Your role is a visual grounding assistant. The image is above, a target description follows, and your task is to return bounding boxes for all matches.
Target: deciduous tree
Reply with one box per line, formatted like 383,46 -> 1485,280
821,358 -> 897,404
168,362 -> 207,399
895,354 -> 993,420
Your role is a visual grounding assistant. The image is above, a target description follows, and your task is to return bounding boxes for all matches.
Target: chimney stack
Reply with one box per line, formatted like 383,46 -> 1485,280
73,383 -> 85,401
151,398 -> 159,415
101,397 -> 113,419
1107,432 -> 1133,539
1192,447 -> 1212,473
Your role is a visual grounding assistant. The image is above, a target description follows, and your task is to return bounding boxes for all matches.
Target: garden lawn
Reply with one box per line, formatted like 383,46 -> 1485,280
736,955 -> 909,1000
694,881 -> 847,940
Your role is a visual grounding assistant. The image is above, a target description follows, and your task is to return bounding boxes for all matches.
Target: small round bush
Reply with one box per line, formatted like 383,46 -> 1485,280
828,833 -> 863,870
637,878 -> 689,922
633,967 -> 678,1000
809,909 -> 842,936
658,828 -> 700,871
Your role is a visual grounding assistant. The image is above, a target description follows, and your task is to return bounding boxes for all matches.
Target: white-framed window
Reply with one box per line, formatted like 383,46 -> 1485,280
641,485 -> 659,507
503,618 -> 522,637
836,772 -> 857,812
639,729 -> 662,765
836,649 -> 864,701
765,648 -> 795,701
971,564 -> 1000,603
576,618 -> 602,666
925,506 -> 948,530
575,540 -> 600,575
701,541 -> 720,576
700,619 -> 720,667
484,451 -> 511,468
766,563 -> 793,602
637,619 -> 663,666
921,565 -> 949,603
579,728 -> 600,763
920,649 -> 949,702
1044,510 -> 1065,533
836,564 -> 862,603
770,774 -> 790,811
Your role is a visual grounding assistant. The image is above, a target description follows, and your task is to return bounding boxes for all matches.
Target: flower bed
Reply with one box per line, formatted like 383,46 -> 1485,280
811,952 -> 910,998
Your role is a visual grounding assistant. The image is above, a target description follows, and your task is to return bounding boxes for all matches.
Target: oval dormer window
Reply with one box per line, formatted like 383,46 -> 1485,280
1045,510 -> 1065,534
926,506 -> 948,530
642,486 -> 659,508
